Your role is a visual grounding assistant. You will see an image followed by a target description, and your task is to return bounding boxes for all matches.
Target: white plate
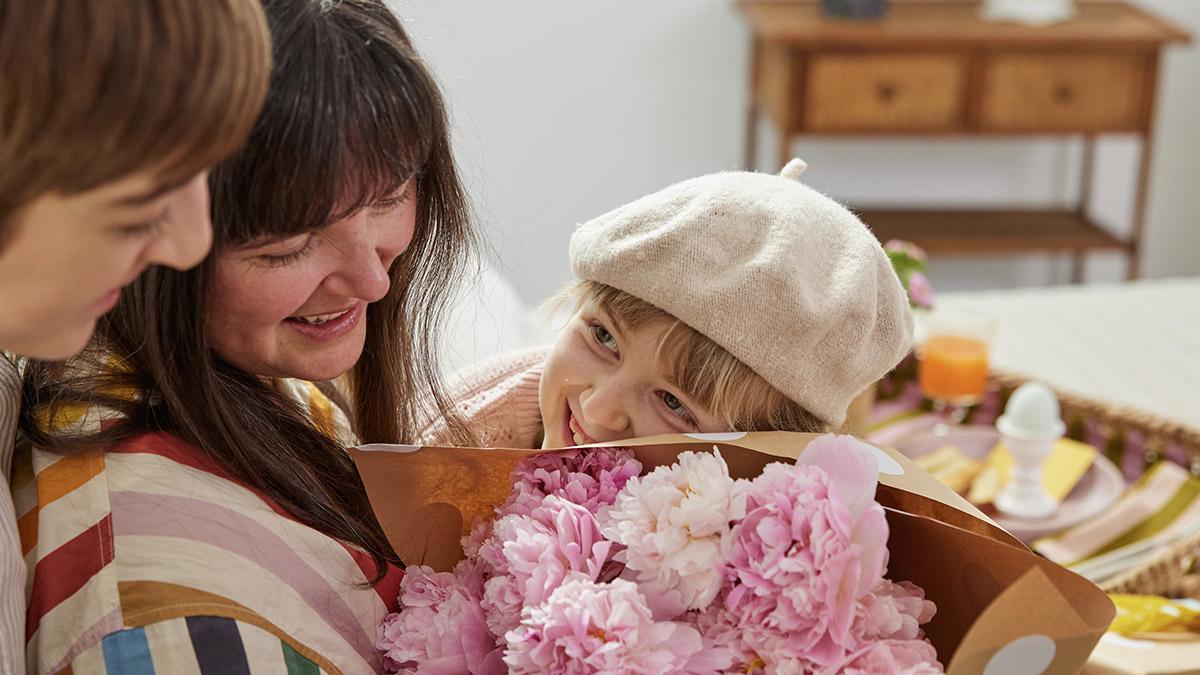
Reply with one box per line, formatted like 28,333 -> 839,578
894,425 -> 1125,543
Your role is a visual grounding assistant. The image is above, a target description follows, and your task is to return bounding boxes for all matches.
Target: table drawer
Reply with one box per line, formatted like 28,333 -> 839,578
980,53 -> 1150,132
804,54 -> 966,132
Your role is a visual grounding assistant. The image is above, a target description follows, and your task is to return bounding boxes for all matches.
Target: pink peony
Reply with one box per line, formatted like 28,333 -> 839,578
480,495 -> 612,636
502,576 -> 726,674
719,436 -> 893,670
507,448 -> 642,517
855,579 -> 937,642
598,450 -> 748,617
834,639 -> 944,675
376,585 -> 503,675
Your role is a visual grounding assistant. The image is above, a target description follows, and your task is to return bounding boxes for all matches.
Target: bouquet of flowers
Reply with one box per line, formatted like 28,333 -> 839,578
884,240 -> 934,310
375,434 -> 942,674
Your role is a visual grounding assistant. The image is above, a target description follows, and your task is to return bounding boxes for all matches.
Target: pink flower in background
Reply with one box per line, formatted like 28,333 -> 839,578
885,239 -> 928,263
906,271 -> 935,308
502,576 -> 726,674
598,450 -> 749,616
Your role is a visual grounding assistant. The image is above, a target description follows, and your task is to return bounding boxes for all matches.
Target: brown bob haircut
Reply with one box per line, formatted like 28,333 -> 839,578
0,0 -> 272,232
23,0 -> 476,578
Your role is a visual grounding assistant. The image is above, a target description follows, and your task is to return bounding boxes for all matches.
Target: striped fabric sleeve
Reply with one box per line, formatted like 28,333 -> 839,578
64,616 -> 326,675
1,356 -> 25,675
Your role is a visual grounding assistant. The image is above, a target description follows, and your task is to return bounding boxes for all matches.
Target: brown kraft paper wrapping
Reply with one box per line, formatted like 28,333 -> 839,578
350,431 -> 1115,674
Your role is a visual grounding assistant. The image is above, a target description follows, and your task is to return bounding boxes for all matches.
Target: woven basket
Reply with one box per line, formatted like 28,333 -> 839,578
992,371 -> 1200,477
1098,529 -> 1200,599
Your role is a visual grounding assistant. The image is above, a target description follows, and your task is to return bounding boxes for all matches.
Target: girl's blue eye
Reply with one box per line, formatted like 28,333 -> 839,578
659,391 -> 698,427
591,324 -> 618,353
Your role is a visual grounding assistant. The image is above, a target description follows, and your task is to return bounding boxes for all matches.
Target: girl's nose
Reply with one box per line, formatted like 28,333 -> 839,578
579,381 -> 632,438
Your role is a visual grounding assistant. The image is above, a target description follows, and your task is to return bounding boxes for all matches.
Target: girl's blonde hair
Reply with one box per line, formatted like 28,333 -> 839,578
0,0 -> 272,234
569,281 -> 827,433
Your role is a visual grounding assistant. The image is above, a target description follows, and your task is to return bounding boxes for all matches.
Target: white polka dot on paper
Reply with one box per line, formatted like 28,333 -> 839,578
852,438 -> 904,475
685,432 -> 748,441
983,635 -> 1056,675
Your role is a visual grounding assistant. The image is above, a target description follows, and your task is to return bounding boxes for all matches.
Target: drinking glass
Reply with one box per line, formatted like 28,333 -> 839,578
916,310 -> 996,435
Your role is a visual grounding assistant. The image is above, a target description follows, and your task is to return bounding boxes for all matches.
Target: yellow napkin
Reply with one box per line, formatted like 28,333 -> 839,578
968,437 -> 1098,505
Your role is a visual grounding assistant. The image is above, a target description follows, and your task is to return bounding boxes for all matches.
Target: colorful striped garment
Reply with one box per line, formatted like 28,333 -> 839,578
11,379 -> 402,674
1,357 -> 26,675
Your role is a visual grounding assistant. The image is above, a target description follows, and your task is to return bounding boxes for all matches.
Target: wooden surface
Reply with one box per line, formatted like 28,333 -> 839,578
738,0 -> 1191,278
857,209 -> 1127,254
738,1 -> 1189,48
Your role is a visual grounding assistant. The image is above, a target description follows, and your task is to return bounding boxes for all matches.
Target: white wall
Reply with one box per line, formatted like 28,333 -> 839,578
395,0 -> 1200,305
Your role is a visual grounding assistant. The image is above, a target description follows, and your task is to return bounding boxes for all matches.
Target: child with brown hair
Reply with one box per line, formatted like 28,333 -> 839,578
422,159 -> 913,449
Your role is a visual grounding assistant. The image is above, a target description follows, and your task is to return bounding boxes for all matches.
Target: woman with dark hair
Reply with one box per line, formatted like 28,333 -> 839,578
16,1 -> 474,671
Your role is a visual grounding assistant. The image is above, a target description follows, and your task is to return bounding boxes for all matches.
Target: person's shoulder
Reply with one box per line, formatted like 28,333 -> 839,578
420,347 -> 549,449
446,346 -> 549,399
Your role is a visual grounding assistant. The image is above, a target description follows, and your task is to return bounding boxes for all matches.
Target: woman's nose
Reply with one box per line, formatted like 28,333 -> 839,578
145,173 -> 213,271
324,247 -> 392,303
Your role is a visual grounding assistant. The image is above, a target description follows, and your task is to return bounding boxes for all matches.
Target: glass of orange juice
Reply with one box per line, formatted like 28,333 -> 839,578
916,310 -> 996,433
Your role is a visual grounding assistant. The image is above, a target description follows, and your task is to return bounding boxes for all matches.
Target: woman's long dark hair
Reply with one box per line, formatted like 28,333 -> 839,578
21,0 -> 477,578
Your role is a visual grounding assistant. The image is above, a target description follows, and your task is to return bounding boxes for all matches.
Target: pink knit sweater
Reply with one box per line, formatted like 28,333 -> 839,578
419,347 -> 548,449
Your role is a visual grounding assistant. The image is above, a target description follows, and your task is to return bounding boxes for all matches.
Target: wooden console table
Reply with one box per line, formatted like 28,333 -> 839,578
738,1 -> 1189,280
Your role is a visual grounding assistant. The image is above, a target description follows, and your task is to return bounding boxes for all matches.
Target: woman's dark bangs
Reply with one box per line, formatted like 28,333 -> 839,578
211,4 -> 435,245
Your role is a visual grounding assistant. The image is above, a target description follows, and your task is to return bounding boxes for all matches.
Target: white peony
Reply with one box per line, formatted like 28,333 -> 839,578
598,449 -> 749,617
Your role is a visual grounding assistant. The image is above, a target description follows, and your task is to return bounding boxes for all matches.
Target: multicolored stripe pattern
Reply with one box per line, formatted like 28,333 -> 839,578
12,379 -> 400,674
1,357 -> 26,675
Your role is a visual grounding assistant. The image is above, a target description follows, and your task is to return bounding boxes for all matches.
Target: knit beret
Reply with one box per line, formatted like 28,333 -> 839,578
569,159 -> 913,427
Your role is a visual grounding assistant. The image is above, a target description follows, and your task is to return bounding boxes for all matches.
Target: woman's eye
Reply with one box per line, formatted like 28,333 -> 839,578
259,235 -> 316,267
371,183 -> 414,213
590,324 -> 618,353
659,391 -> 698,427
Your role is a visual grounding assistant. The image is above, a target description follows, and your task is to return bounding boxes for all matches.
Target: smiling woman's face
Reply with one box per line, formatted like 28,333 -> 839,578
205,183 -> 415,381
538,298 -> 731,449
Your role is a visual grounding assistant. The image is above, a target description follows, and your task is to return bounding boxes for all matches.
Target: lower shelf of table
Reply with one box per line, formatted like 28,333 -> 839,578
856,208 -> 1130,255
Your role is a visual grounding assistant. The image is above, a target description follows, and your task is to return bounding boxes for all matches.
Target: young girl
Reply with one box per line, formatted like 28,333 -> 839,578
422,159 -> 913,449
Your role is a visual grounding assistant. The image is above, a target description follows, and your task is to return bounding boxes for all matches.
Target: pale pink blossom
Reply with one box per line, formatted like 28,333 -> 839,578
502,576 -> 726,674
720,436 -> 893,670
833,639 -> 944,674
885,239 -> 928,263
598,450 -> 748,616
479,494 -> 613,637
855,580 -> 937,642
377,586 -> 503,675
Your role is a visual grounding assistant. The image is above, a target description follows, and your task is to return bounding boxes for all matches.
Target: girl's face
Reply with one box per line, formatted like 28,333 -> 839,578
539,298 -> 730,449
205,183 -> 415,381
0,171 -> 212,359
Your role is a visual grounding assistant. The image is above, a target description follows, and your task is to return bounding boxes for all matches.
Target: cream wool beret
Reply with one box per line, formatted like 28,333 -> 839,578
569,158 -> 913,427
